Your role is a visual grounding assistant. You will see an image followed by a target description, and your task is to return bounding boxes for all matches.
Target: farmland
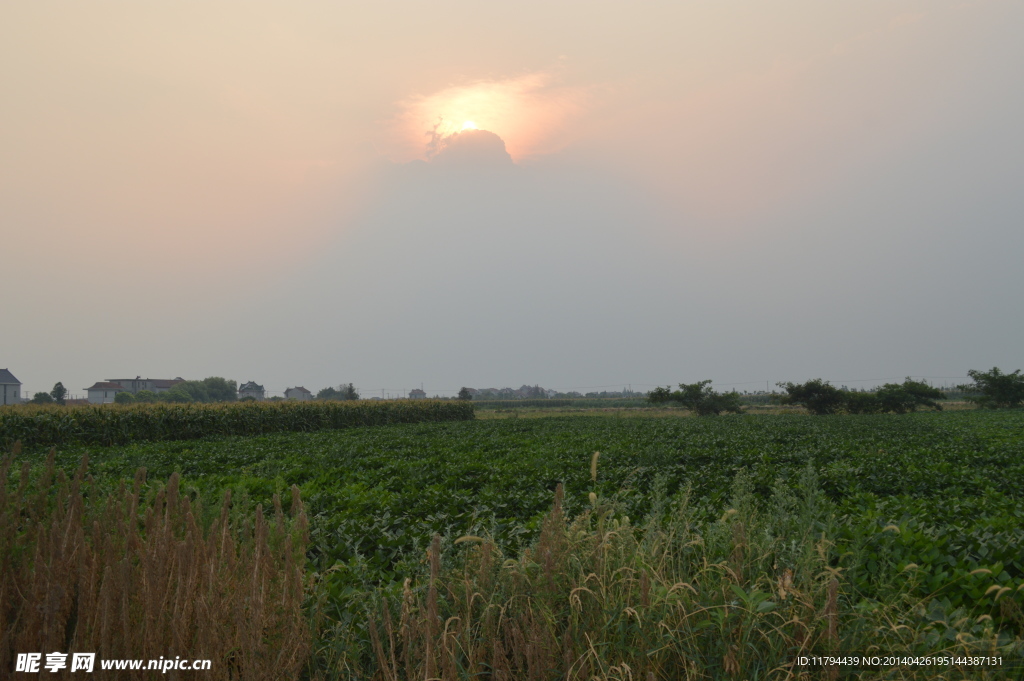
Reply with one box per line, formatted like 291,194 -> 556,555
26,411 -> 1024,601
6,408 -> 1024,677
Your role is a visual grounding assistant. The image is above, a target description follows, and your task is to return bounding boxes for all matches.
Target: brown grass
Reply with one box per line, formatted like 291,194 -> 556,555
0,442 -> 310,680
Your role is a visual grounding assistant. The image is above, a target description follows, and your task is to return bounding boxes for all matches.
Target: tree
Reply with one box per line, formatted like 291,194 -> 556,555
114,391 -> 135,404
317,387 -> 341,400
135,390 -> 158,403
778,379 -> 846,415
647,380 -> 743,416
50,382 -> 67,405
874,378 -> 944,414
959,367 -> 1024,409
174,377 -> 238,403
31,392 -> 54,404
160,385 -> 193,403
317,383 -> 359,401
457,387 -> 473,401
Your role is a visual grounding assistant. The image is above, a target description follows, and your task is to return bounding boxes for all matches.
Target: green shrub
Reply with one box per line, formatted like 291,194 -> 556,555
113,391 -> 135,404
874,378 -> 944,414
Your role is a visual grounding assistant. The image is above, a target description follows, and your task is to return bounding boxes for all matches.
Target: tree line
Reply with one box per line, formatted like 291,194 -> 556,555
648,367 -> 1024,415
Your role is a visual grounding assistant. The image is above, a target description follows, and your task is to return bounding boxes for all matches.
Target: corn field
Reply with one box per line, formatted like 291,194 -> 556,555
0,399 -> 474,449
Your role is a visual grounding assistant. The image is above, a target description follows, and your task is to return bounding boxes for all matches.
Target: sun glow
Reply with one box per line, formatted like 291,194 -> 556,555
386,72 -> 588,162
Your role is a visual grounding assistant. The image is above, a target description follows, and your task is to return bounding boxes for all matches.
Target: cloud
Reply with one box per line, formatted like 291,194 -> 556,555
382,71 -> 589,162
429,129 -> 514,170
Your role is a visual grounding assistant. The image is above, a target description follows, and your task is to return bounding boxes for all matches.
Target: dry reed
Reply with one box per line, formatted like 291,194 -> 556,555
0,442 -> 310,680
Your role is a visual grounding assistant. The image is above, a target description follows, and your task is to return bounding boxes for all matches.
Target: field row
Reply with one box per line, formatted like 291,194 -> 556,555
0,399 -> 473,448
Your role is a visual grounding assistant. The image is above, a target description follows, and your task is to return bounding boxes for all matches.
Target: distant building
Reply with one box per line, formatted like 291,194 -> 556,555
284,386 -> 313,401
239,381 -> 265,400
409,388 -> 427,399
0,369 -> 22,406
104,377 -> 185,394
84,382 -> 128,404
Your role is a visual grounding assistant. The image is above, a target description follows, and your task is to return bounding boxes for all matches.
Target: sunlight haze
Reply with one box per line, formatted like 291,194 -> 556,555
3,1 -> 1022,398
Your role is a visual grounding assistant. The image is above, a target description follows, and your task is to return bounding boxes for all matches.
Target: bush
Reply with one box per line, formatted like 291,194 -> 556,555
113,391 -> 135,404
959,367 -> 1024,409
874,378 -> 944,414
30,392 -> 54,405
648,381 -> 742,415
134,390 -> 158,403
778,379 -> 846,415
843,391 -> 883,414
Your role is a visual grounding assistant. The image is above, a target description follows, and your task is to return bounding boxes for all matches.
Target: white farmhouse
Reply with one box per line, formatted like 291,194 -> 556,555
105,377 -> 184,394
0,369 -> 21,405
84,381 -> 127,404
239,381 -> 265,400
284,386 -> 313,401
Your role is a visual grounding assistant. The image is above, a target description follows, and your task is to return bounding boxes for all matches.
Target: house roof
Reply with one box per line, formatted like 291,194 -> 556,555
0,369 -> 20,385
106,378 -> 184,388
285,386 -> 311,394
240,381 -> 265,391
84,382 -> 126,391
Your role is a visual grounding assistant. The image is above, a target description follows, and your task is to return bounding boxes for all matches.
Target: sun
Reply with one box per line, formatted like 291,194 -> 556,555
461,120 -> 478,131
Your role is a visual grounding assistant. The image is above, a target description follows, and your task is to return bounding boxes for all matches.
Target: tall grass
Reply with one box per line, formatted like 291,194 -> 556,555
0,399 -> 474,449
0,443 -> 310,680
310,466 -> 1021,680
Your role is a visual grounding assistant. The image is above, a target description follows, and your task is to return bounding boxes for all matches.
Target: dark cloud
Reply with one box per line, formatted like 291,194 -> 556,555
430,129 -> 514,170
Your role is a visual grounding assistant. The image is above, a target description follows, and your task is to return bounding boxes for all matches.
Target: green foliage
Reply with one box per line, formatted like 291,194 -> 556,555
778,378 -> 846,414
9,410 -> 1024,658
134,390 -> 158,403
49,382 -> 66,405
0,399 -> 474,449
457,387 -> 472,401
30,392 -> 54,405
648,380 -> 742,415
786,378 -> 945,415
875,378 -> 945,414
959,367 -> 1024,409
113,391 -> 135,404
843,390 -> 883,414
317,383 -> 359,401
160,385 -> 193,403
174,377 -> 238,403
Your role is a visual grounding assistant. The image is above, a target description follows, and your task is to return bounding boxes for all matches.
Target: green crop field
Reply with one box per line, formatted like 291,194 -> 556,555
26,411 -> 1024,605
7,409 -> 1024,677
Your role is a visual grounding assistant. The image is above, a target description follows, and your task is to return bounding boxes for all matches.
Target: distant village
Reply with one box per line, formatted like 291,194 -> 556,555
0,369 -> 642,406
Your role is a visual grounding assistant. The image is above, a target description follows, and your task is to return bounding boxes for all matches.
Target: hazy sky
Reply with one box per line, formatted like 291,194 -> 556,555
3,1 -> 1022,398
